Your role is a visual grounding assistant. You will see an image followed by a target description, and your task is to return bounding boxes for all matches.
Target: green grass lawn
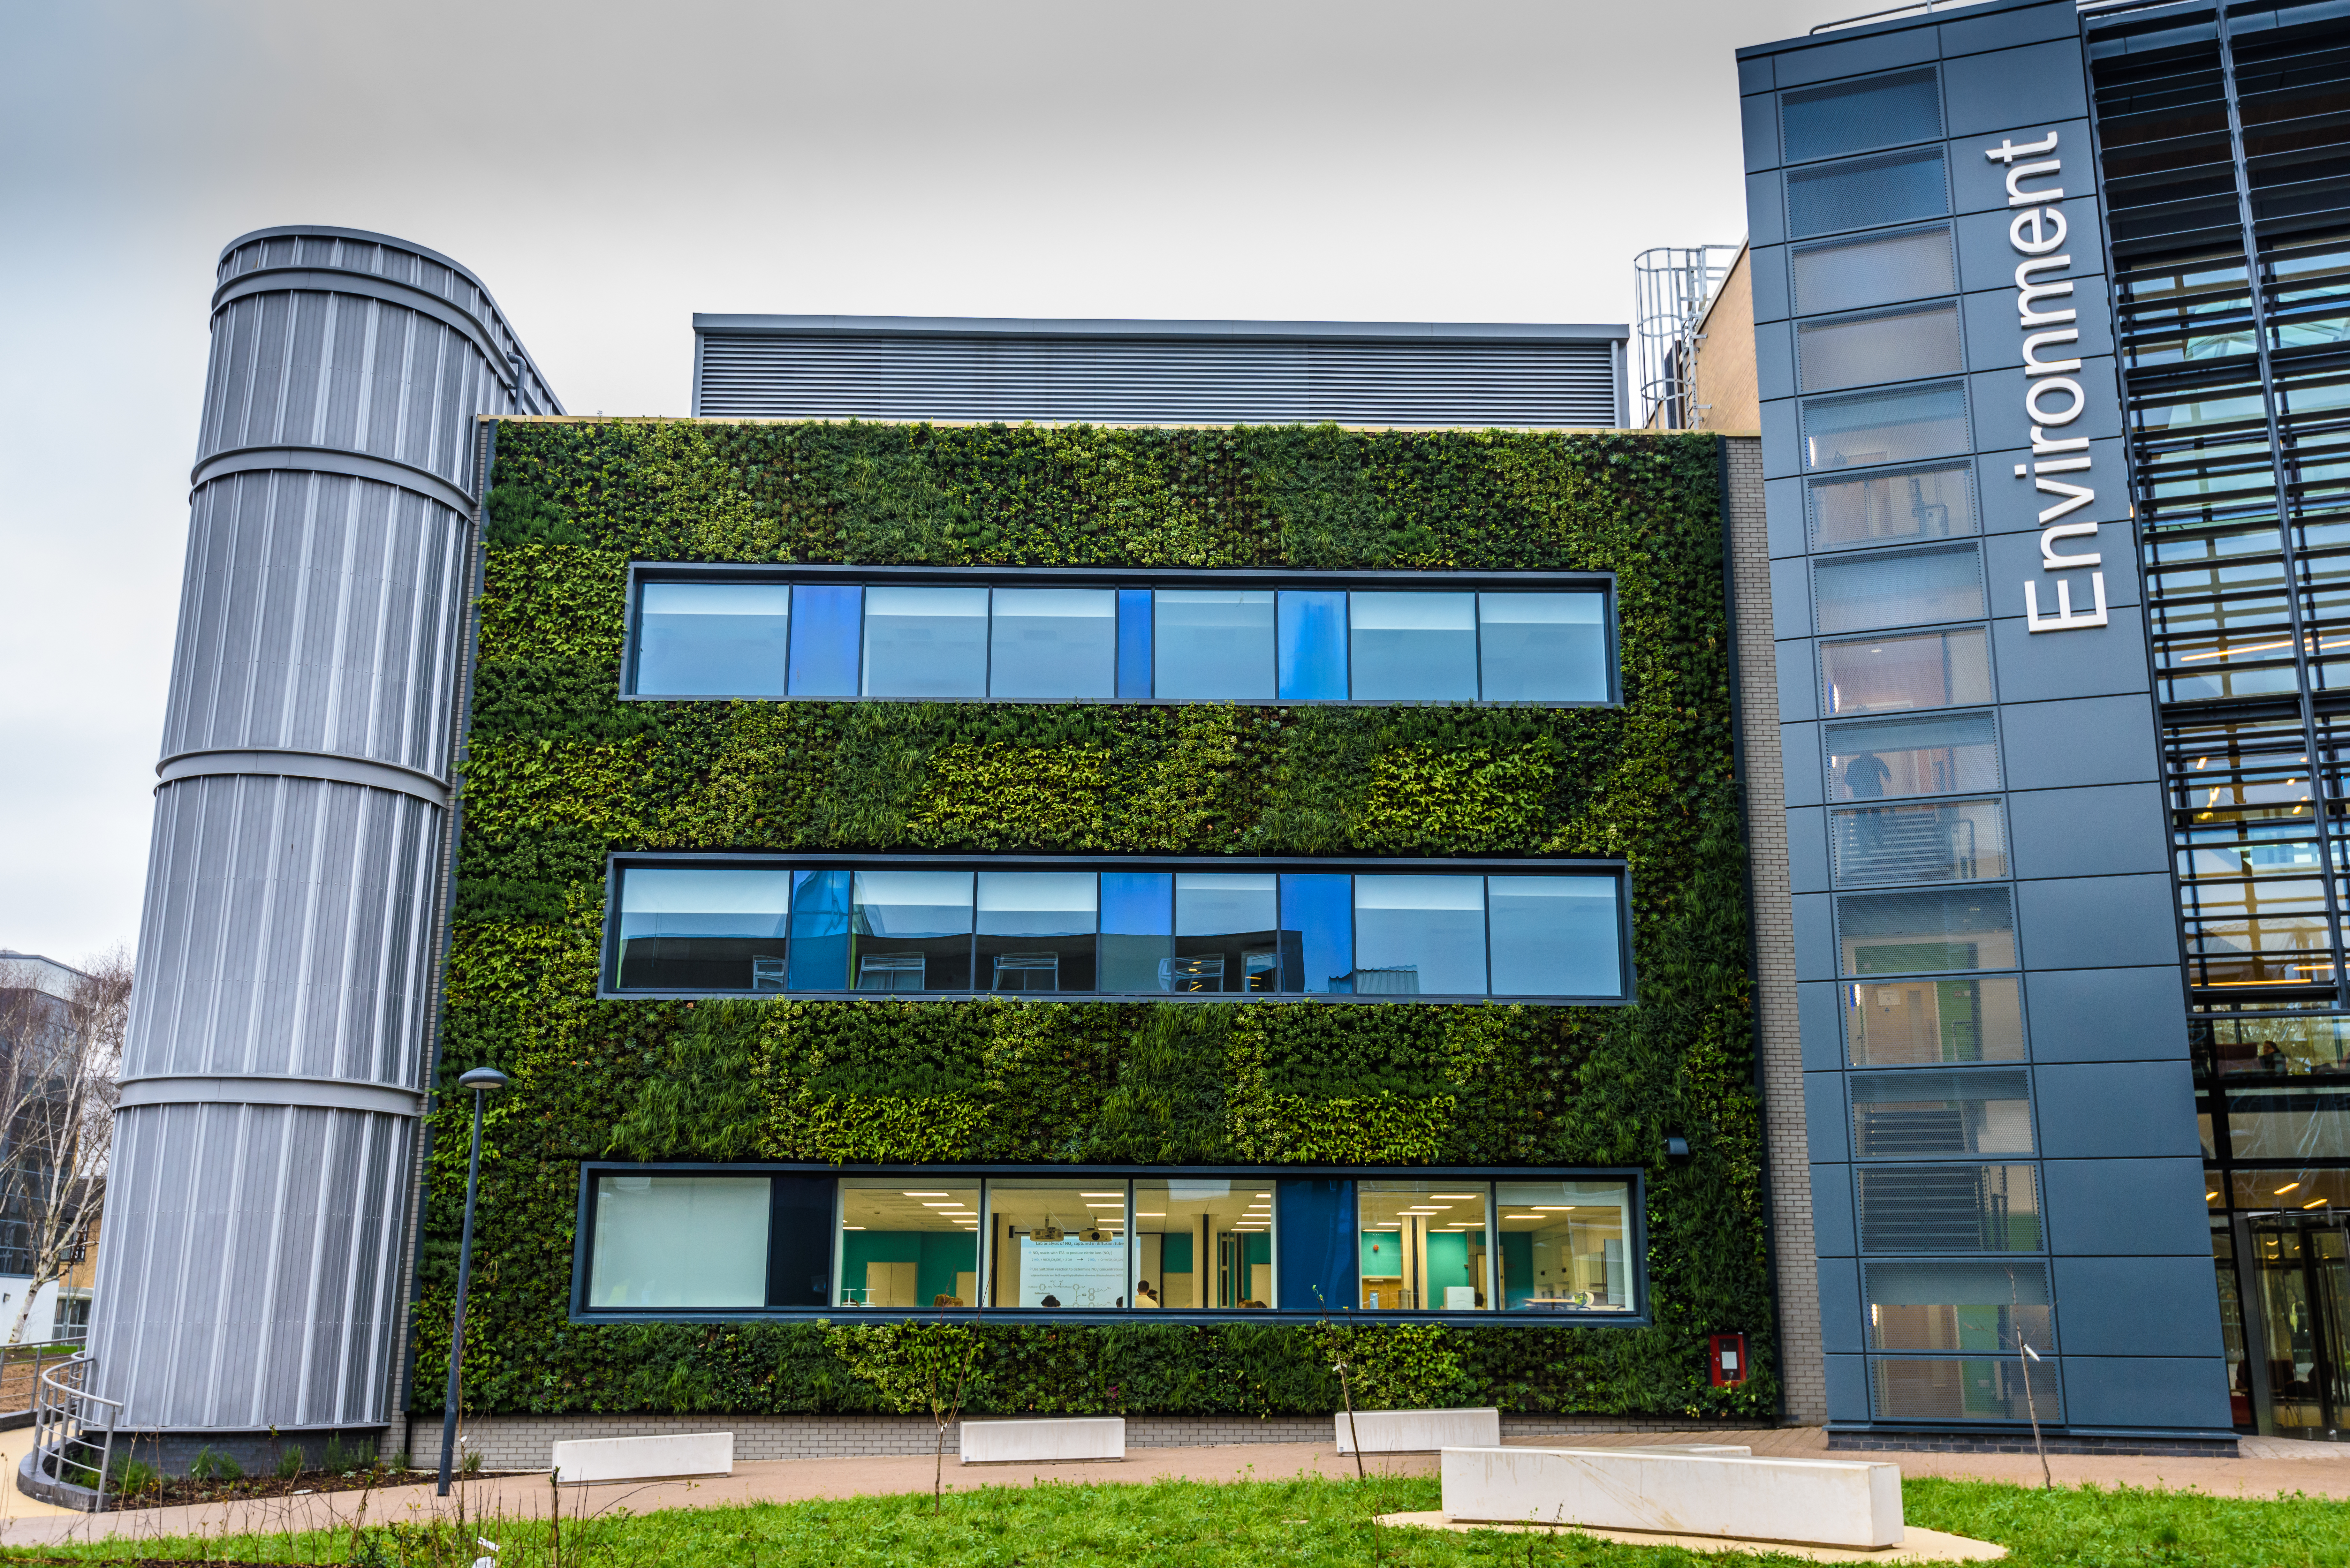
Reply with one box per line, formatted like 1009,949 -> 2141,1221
5,1473 -> 2344,1567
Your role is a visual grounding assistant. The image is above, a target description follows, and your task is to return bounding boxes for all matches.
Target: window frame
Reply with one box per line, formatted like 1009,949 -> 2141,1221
618,563 -> 1621,708
1775,64 -> 1945,169
569,1162 -> 1650,1326
599,851 -> 1637,1004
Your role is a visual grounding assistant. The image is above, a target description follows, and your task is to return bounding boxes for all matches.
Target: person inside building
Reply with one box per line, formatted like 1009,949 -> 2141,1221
1135,1279 -> 1160,1308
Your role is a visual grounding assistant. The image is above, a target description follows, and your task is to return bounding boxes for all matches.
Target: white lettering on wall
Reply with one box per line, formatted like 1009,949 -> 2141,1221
1989,131 -> 2107,632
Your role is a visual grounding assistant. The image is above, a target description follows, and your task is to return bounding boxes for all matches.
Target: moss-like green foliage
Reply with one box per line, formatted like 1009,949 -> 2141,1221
424,418 -> 1769,1424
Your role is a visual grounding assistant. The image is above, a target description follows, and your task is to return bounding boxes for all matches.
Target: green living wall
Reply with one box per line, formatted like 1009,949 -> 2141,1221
421,418 -> 1773,1423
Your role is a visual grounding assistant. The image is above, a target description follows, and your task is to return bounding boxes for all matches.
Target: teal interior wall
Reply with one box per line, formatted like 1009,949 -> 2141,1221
1161,1232 -> 1193,1274
1502,1232 -> 1535,1308
919,1232 -> 977,1303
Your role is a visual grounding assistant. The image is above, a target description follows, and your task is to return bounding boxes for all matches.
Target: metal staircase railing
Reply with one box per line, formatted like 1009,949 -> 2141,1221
29,1355 -> 122,1511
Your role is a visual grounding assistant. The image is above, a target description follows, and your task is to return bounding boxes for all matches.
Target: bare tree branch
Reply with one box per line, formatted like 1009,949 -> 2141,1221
0,946 -> 128,1349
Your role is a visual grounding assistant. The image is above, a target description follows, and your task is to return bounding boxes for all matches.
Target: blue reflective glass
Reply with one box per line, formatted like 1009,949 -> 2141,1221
1349,592 -> 1477,701
1175,873 -> 1278,993
1278,874 -> 1354,994
863,586 -> 988,699
851,869 -> 973,991
787,586 -> 862,697
990,588 -> 1116,699
1487,876 -> 1621,997
613,867 -> 792,991
1352,875 -> 1487,995
1780,67 -> 1940,164
977,871 -> 1096,992
1155,590 -> 1274,699
1277,591 -> 1348,701
1785,148 -> 1947,240
1478,593 -> 1607,702
1118,589 -> 1153,699
634,583 -> 790,697
786,869 -> 851,990
1100,870 -> 1173,991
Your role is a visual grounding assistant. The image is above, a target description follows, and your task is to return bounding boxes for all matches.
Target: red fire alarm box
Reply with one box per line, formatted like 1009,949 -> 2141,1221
1709,1333 -> 1748,1387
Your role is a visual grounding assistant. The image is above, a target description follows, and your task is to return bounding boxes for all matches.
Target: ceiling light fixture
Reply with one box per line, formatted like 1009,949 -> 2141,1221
902,1192 -> 949,1197
2278,1182 -> 2303,1194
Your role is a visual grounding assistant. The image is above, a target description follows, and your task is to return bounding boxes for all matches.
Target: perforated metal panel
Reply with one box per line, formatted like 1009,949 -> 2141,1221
693,317 -> 1628,428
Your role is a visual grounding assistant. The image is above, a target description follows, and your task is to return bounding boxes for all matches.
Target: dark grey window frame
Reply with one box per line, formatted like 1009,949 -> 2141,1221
1797,378 -> 1975,474
598,850 -> 1636,1004
1809,542 -> 1989,638
618,563 -> 1621,708
1802,456 -> 1981,554
1793,298 -> 1969,397
569,1160 -> 1652,1327
1788,222 -> 1961,318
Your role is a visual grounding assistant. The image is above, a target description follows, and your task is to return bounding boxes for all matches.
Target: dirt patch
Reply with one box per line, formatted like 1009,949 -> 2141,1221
105,1467 -> 446,1511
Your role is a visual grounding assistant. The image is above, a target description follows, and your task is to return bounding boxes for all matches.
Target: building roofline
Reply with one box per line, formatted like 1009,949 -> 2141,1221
692,313 -> 1629,344
1736,0 -> 2054,60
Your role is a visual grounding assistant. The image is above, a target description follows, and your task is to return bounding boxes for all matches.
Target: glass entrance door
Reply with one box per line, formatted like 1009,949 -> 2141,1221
2248,1217 -> 2350,1439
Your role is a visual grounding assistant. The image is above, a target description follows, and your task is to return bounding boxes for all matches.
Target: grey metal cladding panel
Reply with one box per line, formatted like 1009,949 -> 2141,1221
2041,1156 -> 2212,1255
1760,397 -> 1800,480
1786,639 -> 1823,728
2006,783 -> 2168,879
1986,529 -> 2141,610
1747,172 -> 1787,249
2055,1356 -> 2232,1432
1765,476 -> 1807,558
1968,358 -> 2124,452
1938,0 -> 2082,57
1756,321 -> 1796,404
1752,245 -> 1793,328
1812,1162 -> 1856,1255
1788,806 -> 1831,894
1740,56 -> 1773,94
1744,93 -> 1780,173
2024,968 -> 2189,1063
2049,1257 -> 2225,1357
1962,284 -> 2114,369
1976,440 -> 2131,534
163,471 -> 465,774
2036,1060 -> 2200,1160
1806,1071 -> 1852,1163
1770,26 -> 1939,86
693,336 -> 1624,427
202,293 -> 490,492
1955,198 -> 2108,293
1817,1255 -> 1864,1353
1794,891 -> 1837,981
1770,557 -> 1815,640
1988,608 -> 2154,704
90,1103 -> 411,1428
1942,40 -> 2091,136
1800,980 -> 1847,1071
1785,720 -> 1826,805
1948,123 -> 2093,217
2018,871 -> 2179,970
127,775 -> 438,1088
1824,1353 -> 1871,1422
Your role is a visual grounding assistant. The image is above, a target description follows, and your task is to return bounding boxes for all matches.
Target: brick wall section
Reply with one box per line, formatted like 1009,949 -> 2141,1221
405,1412 -> 1740,1472
1722,435 -> 1825,1424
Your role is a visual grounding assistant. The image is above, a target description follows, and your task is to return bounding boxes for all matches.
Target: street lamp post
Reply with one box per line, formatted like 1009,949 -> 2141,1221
437,1065 -> 509,1496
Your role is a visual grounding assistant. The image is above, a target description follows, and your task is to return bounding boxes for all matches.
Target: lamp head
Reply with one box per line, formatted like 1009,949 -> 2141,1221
457,1067 -> 511,1093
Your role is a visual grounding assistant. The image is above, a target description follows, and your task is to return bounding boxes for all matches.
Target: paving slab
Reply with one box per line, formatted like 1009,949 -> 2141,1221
1376,1511 -> 2007,1563
0,1427 -> 2343,1548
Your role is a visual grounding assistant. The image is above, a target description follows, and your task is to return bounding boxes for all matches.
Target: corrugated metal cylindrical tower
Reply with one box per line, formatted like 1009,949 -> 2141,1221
89,228 -> 558,1441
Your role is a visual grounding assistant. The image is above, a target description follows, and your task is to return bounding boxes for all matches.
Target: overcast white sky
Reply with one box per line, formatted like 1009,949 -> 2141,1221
0,0 -> 1835,963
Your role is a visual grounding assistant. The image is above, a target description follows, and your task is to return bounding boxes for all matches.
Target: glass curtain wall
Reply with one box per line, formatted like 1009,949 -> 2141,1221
2090,0 -> 2350,1435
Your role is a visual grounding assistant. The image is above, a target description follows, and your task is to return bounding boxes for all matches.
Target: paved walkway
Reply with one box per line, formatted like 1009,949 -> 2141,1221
1,1428 -> 2344,1549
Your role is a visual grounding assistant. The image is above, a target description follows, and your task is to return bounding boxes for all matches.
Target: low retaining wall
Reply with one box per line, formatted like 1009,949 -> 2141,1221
1826,1429 -> 2238,1458
409,1413 -> 1734,1473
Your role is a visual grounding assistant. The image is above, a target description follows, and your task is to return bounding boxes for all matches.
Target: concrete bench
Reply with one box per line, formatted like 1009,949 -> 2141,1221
551,1432 -> 733,1484
959,1416 -> 1125,1464
1440,1446 -> 1903,1550
1334,1407 -> 1501,1453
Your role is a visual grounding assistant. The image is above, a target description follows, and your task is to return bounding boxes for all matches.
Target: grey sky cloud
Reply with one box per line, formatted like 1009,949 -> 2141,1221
0,0 -> 1831,958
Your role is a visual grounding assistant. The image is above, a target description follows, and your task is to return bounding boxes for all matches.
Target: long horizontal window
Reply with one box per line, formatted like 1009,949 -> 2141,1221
577,1168 -> 1640,1319
626,573 -> 1613,705
606,857 -> 1630,1000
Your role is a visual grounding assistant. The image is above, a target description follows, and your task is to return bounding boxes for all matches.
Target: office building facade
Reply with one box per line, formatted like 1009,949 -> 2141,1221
1739,0 -> 2350,1442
